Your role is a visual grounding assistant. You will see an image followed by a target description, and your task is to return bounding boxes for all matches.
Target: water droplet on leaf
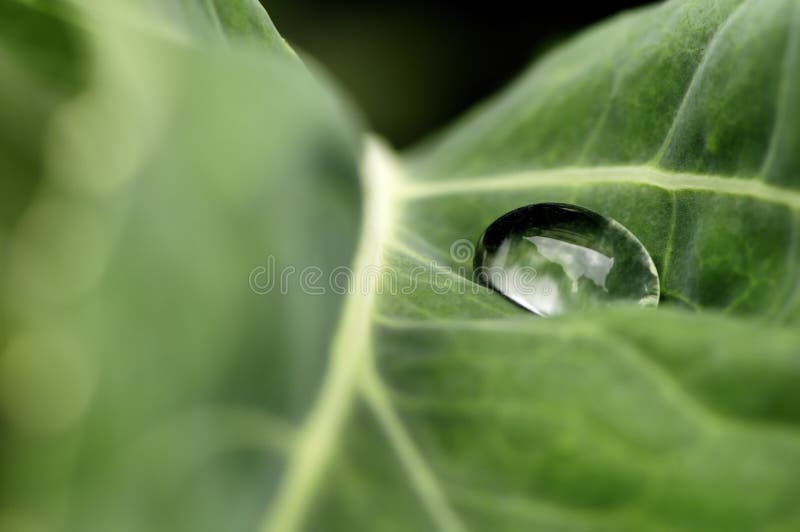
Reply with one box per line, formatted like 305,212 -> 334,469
474,203 -> 659,316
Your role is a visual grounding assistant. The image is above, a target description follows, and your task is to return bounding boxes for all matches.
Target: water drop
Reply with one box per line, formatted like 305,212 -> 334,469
474,203 -> 659,316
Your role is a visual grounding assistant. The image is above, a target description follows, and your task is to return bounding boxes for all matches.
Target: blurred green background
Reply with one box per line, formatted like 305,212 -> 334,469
263,0 -> 650,147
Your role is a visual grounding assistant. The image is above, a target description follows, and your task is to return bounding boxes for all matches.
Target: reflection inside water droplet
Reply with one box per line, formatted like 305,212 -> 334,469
474,203 -> 659,316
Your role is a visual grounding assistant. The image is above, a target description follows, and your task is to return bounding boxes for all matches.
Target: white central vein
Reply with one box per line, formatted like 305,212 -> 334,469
260,137 -> 397,532
261,138 -> 464,532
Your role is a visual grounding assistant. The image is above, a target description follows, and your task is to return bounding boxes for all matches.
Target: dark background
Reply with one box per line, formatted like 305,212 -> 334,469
262,0 -> 652,148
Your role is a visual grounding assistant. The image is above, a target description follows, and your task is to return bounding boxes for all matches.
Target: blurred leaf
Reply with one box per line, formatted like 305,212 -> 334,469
1,1 -> 359,531
0,1 -> 87,245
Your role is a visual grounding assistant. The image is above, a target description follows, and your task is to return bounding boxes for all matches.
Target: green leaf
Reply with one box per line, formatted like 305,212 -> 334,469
1,1 -> 359,531
404,0 -> 800,319
3,0 -> 800,531
272,135 -> 800,531
281,0 -> 800,529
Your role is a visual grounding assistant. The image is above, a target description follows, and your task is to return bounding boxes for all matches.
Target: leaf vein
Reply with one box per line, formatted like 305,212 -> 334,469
652,0 -> 751,163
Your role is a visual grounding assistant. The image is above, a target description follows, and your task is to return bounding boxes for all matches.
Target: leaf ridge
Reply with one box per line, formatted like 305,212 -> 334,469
202,0 -> 226,40
606,330 -> 800,443
652,0 -> 751,163
760,0 -> 800,180
774,210 -> 800,319
658,191 -> 679,286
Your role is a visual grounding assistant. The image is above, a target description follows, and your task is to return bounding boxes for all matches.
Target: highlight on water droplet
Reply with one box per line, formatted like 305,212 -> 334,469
474,203 -> 660,316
